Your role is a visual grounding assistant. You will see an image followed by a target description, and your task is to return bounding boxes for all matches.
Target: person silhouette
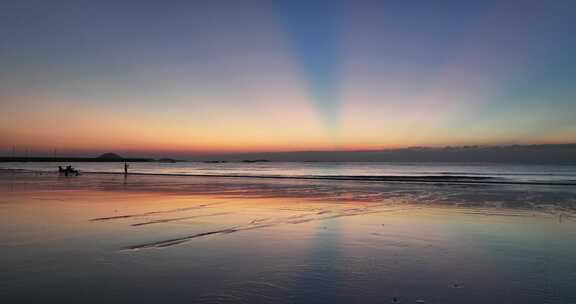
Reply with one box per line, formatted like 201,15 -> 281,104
124,162 -> 129,176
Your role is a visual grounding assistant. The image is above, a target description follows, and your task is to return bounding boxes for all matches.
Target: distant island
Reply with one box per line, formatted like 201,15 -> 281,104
96,153 -> 125,161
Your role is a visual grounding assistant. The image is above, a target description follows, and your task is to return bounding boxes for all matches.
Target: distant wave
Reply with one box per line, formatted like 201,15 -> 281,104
433,171 -> 570,177
69,171 -> 576,186
0,167 -> 30,173
2,167 -> 575,186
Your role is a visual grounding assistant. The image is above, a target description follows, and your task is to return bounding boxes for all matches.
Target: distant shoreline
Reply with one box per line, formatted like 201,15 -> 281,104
2,143 -> 576,163
0,157 -> 153,163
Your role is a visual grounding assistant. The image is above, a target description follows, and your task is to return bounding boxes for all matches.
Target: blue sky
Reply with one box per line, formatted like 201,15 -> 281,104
1,0 -> 575,154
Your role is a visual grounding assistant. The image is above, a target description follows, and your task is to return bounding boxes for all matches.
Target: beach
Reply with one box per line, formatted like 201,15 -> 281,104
4,0 -> 576,302
1,170 -> 576,303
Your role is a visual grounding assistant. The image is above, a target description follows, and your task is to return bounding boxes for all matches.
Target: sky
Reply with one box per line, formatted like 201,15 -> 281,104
1,0 -> 575,157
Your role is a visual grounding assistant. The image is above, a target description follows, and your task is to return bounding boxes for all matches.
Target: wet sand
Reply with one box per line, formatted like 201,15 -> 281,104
1,172 -> 576,303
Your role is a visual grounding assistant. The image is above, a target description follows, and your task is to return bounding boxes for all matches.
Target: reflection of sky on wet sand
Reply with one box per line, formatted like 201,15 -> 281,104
1,173 -> 576,303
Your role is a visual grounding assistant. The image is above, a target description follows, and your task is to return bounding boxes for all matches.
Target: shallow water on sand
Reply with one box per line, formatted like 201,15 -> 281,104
1,173 -> 576,303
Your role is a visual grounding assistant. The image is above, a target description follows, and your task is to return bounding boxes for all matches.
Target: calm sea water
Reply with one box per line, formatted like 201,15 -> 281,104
1,172 -> 576,303
2,161 -> 576,184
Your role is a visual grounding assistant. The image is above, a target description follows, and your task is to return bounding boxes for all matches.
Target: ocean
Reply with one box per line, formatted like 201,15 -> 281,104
1,164 -> 576,303
2,161 -> 576,185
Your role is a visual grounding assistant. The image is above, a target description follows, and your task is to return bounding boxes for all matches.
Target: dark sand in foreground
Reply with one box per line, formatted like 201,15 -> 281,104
1,172 -> 576,303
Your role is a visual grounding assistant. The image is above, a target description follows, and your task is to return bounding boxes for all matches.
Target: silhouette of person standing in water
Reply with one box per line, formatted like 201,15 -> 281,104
124,162 -> 129,176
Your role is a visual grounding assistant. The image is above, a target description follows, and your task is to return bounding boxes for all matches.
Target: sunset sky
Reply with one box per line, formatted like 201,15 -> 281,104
1,0 -> 575,156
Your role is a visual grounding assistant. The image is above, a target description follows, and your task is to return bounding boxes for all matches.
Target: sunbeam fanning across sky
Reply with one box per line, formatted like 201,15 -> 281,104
274,0 -> 343,133
338,1 -> 576,148
0,0 -> 575,156
3,2 -> 576,304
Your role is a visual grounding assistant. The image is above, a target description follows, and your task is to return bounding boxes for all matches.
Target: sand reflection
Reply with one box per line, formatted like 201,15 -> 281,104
2,173 -> 576,303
